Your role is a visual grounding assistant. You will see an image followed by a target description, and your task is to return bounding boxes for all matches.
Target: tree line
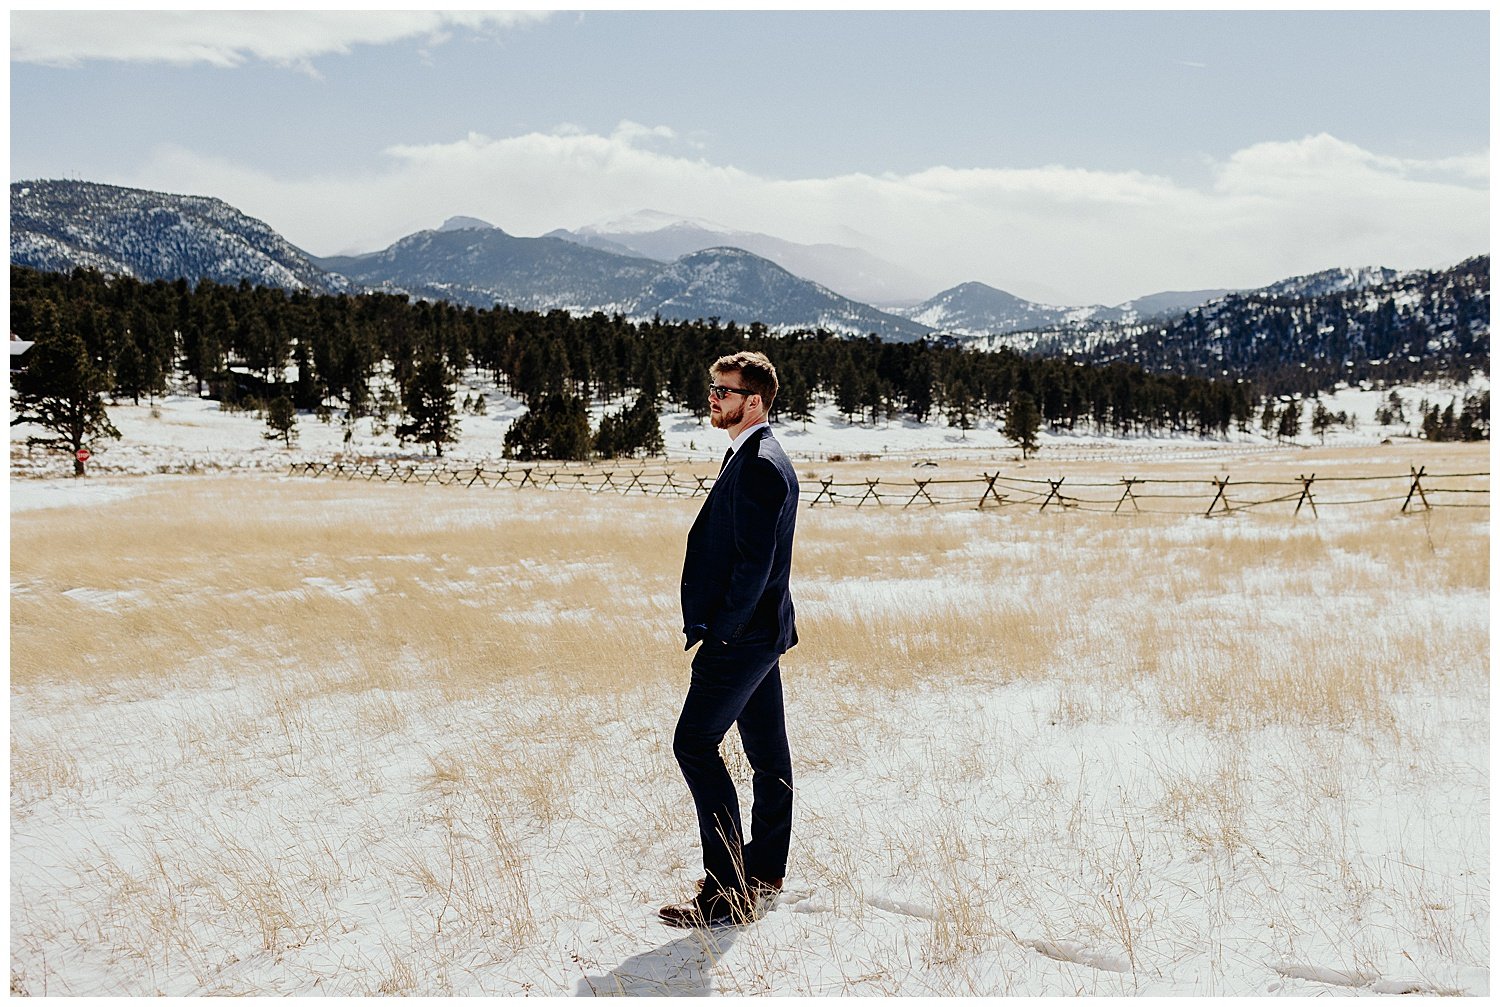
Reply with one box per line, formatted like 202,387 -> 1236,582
10,265 -> 1480,468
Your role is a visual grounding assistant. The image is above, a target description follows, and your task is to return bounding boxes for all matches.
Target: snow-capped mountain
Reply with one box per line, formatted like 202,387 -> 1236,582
891,280 -> 1235,337
313,225 -> 660,313
964,257 -> 1489,393
10,180 -> 353,294
1255,265 -> 1403,300
626,247 -> 932,340
540,228 -> 656,260
10,179 -> 1484,377
436,215 -> 500,233
316,218 -> 932,338
894,281 -> 1116,334
552,209 -> 929,303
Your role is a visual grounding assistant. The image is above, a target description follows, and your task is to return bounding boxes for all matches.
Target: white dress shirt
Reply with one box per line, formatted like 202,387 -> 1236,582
727,421 -> 770,458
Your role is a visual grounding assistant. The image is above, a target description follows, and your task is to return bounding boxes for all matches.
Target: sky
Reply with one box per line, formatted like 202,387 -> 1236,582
8,9 -> 1492,306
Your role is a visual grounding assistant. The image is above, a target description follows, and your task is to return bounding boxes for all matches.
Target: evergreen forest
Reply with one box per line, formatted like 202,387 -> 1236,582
10,265 -> 1484,460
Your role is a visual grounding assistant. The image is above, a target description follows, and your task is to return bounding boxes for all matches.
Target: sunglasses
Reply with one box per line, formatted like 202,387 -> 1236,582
709,384 -> 755,401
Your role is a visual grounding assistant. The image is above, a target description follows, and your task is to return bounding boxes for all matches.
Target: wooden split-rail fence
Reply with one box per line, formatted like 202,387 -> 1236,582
287,460 -> 1487,518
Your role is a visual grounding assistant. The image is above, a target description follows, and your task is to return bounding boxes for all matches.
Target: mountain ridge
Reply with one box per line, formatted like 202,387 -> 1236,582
8,178 -> 1487,384
553,210 -> 930,304
10,179 -> 354,295
960,256 -> 1489,394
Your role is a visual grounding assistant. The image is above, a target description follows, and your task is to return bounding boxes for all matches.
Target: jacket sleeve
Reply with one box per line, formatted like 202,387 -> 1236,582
707,457 -> 788,642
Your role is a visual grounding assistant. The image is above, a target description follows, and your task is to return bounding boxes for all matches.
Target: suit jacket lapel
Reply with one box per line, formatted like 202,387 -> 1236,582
710,427 -> 767,497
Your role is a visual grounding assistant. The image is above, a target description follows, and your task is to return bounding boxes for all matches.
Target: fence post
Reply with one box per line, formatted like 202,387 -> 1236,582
1039,478 -> 1067,511
810,478 -> 836,507
856,479 -> 881,507
904,479 -> 938,509
1294,473 -> 1318,518
1205,476 -> 1232,517
1114,477 -> 1141,514
977,473 -> 1005,510
1402,465 -> 1430,512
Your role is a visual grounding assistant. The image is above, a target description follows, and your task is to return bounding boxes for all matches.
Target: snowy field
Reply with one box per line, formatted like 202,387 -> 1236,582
7,375 -> 1489,481
8,384 -> 1491,996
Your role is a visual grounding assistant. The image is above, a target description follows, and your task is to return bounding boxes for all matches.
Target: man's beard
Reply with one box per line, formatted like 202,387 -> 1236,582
711,402 -> 744,429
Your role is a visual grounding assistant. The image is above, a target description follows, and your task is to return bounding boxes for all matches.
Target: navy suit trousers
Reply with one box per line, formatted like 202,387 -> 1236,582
672,640 -> 793,894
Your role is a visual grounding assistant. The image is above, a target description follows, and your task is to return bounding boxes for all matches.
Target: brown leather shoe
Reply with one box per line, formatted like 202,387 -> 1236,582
658,888 -> 751,928
750,876 -> 784,897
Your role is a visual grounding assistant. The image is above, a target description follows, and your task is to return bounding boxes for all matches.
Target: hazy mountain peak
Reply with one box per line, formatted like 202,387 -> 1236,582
568,212 -> 930,302
629,245 -> 932,341
438,215 -> 497,232
582,208 -> 729,235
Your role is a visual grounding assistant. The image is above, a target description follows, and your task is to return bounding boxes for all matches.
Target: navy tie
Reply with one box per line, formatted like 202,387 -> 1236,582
719,448 -> 733,473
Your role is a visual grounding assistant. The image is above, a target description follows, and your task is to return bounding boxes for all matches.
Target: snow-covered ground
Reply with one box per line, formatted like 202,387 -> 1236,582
8,375 -> 1488,482
9,374 -> 1490,996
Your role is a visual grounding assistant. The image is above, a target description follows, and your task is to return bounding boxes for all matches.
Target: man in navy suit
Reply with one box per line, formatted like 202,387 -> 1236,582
659,351 -> 801,928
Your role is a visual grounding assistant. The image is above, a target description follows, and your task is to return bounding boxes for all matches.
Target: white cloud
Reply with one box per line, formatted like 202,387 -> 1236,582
10,11 -> 549,69
124,126 -> 1488,306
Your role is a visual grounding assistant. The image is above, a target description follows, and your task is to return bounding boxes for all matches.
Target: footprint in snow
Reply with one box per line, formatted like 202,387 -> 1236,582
864,894 -> 936,920
774,886 -> 826,914
1270,962 -> 1459,996
1022,937 -> 1130,974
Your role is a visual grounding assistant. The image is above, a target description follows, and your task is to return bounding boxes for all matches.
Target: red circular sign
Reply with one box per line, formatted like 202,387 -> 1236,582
75,448 -> 92,462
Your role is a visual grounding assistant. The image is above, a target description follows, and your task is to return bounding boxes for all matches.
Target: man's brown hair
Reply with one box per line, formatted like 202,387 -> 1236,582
710,351 -> 778,410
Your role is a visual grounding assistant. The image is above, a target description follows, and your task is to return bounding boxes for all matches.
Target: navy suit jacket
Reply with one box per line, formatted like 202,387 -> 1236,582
681,427 -> 799,653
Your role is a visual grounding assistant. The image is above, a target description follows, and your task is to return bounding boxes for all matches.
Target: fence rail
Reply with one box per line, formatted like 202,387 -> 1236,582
288,460 -> 1488,518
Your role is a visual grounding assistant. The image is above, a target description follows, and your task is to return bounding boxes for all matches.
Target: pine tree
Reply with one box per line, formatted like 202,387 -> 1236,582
1422,402 -> 1445,441
903,352 -> 935,422
112,335 -> 146,405
1277,399 -> 1302,442
1458,391 -> 1489,441
1310,399 -> 1335,443
504,393 -> 592,460
946,378 -> 975,438
292,336 -> 321,410
1386,390 -> 1407,425
1260,397 -> 1278,437
834,355 -> 863,421
594,391 -> 663,458
396,355 -> 458,457
264,395 -> 298,448
1004,390 -> 1042,459
628,392 -> 664,456
777,369 -> 814,429
10,331 -> 121,476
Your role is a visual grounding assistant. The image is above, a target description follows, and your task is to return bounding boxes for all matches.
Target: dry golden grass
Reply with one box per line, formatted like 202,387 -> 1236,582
10,731 -> 82,806
11,447 -> 1486,725
11,476 -> 687,697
